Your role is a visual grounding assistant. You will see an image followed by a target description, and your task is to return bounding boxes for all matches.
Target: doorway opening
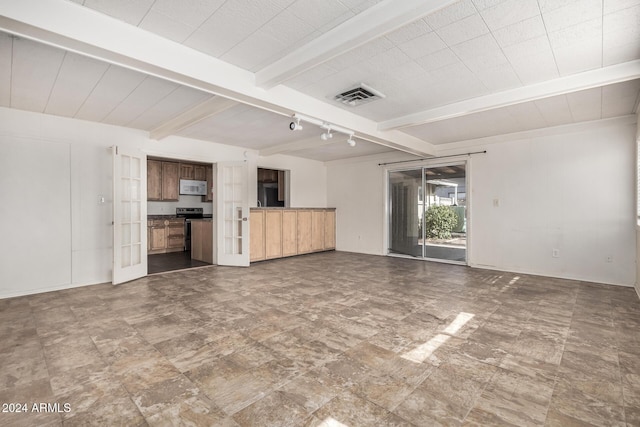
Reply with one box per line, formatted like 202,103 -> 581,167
147,156 -> 215,274
388,162 -> 467,264
257,167 -> 289,207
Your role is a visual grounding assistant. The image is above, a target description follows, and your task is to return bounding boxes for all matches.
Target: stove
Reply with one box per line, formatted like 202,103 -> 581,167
176,208 -> 204,251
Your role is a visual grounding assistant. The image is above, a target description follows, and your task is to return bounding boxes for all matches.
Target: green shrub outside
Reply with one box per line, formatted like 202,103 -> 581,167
424,205 -> 458,239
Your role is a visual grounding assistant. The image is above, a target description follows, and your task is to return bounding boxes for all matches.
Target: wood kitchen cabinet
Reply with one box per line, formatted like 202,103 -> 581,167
191,219 -> 213,263
265,210 -> 282,259
311,210 -> 325,252
250,210 -> 265,262
147,160 -> 163,201
181,162 -> 208,180
147,159 -> 179,201
148,218 -> 184,254
162,162 -> 179,201
282,210 -> 297,257
324,210 -> 336,250
203,165 -> 213,202
250,208 -> 335,262
297,210 -> 313,254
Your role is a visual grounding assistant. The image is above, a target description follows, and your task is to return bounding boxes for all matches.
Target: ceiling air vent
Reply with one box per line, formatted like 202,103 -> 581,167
333,83 -> 385,107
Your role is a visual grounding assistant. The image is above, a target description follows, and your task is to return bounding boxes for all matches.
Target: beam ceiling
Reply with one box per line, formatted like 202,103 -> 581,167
0,0 -> 436,158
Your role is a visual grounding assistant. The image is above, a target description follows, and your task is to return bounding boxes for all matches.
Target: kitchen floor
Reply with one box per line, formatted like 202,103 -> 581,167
1,252 -> 639,426
148,251 -> 210,274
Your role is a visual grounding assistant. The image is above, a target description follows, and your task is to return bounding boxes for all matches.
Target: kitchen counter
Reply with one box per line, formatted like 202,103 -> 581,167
147,214 -> 179,220
250,208 -> 335,262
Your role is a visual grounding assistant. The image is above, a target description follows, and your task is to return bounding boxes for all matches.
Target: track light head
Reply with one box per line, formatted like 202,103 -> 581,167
320,131 -> 333,141
289,118 -> 303,131
347,136 -> 356,147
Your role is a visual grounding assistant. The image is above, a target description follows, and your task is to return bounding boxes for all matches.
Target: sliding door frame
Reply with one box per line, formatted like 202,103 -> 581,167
383,157 -> 472,266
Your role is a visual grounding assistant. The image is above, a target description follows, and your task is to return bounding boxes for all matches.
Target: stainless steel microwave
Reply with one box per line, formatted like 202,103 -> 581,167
179,179 -> 207,196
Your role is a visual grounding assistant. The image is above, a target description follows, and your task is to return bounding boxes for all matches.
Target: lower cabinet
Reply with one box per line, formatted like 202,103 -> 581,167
250,208 -> 335,262
191,220 -> 213,263
148,218 -> 185,255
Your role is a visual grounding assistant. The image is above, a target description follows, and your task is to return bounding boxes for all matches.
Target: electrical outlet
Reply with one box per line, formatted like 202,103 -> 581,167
493,199 -> 500,207
552,249 -> 560,258
606,256 -> 613,263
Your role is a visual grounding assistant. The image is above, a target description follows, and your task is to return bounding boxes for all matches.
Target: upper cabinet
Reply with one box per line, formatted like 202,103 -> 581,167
179,163 -> 206,181
147,159 -> 179,201
147,160 -> 163,201
148,159 -> 211,202
161,162 -> 180,201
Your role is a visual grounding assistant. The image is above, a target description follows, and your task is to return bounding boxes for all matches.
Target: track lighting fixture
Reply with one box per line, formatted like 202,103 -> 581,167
289,118 -> 303,131
290,113 -> 356,147
320,130 -> 333,141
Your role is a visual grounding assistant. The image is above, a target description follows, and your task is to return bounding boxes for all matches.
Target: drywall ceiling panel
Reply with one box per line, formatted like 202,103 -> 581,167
177,104 -> 315,149
450,33 -> 509,73
401,107 -> 519,144
45,52 -> 109,118
397,32 -> 447,60
548,18 -> 602,75
127,86 -> 212,131
138,9 -> 198,43
425,0 -> 476,29
601,79 -> 640,118
434,14 -> 489,46
83,0 -> 155,26
603,4 -> 640,65
11,37 -> 65,113
293,138 -> 394,162
493,15 -> 547,48
502,36 -> 559,84
414,48 -> 460,72
479,0 -> 539,31
0,34 -> 11,107
287,0 -> 352,30
507,101 -> 548,131
566,87 -> 602,122
604,0 -> 640,14
75,66 -> 147,122
285,63 -> 338,91
534,94 -> 574,127
184,0 -> 288,57
103,77 -> 179,127
541,0 -> 602,32
385,18 -> 432,44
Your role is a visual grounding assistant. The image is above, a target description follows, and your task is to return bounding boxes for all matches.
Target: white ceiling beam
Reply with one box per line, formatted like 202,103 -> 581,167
379,60 -> 640,130
260,136 -> 339,157
256,0 -> 457,88
150,96 -> 237,140
0,0 -> 436,157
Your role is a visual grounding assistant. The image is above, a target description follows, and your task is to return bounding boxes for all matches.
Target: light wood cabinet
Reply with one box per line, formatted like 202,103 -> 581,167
311,210 -> 325,252
324,210 -> 336,249
297,210 -> 313,254
250,210 -> 265,262
148,218 -> 184,254
191,220 -> 213,263
282,210 -> 297,257
147,160 -> 163,201
180,163 -> 194,179
250,208 -> 335,262
265,210 -> 282,259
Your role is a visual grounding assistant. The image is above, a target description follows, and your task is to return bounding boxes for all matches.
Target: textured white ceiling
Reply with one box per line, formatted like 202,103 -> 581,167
1,0 -> 639,161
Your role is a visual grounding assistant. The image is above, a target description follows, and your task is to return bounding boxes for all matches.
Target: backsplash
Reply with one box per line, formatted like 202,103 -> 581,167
148,194 -> 213,215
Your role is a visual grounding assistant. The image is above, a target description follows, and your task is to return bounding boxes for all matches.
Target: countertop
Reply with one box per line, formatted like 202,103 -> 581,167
250,207 -> 335,210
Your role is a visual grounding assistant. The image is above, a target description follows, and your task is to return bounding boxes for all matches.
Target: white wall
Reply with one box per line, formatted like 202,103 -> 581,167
0,107 -> 327,298
328,119 -> 637,287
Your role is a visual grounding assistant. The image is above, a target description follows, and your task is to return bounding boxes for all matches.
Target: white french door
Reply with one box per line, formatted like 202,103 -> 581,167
216,161 -> 249,266
112,146 -> 147,284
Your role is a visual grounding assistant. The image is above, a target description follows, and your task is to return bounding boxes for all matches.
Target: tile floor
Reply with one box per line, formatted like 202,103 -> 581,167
1,252 -> 639,426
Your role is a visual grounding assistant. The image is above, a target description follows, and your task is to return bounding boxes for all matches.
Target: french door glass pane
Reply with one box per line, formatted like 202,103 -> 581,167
388,169 -> 423,257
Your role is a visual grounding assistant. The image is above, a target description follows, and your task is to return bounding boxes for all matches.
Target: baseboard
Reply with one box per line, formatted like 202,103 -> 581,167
635,283 -> 640,300
0,280 -> 107,300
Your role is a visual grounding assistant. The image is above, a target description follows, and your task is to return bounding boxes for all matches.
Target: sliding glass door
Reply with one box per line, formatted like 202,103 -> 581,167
388,163 -> 467,264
